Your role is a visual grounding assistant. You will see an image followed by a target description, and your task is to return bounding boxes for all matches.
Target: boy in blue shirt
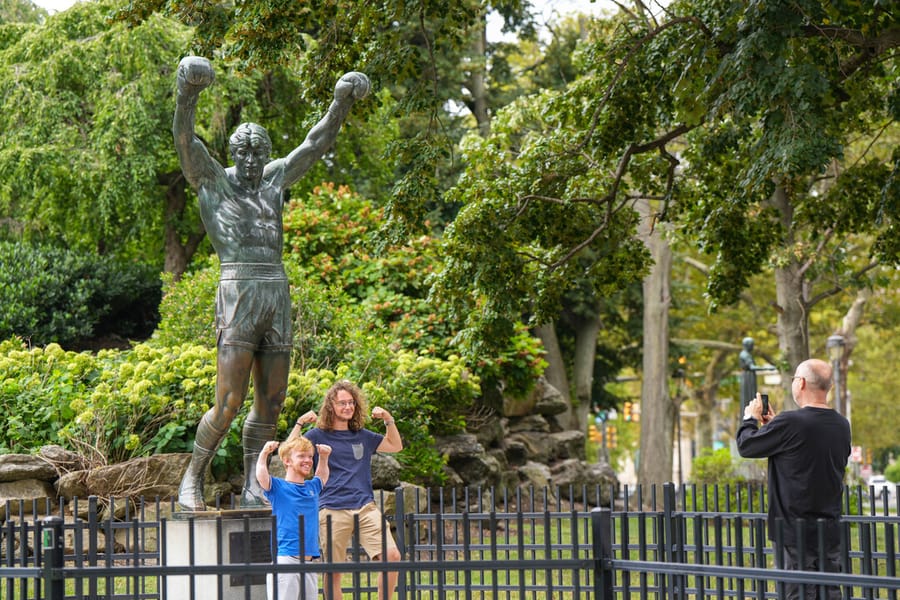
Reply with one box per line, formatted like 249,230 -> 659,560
257,434 -> 331,600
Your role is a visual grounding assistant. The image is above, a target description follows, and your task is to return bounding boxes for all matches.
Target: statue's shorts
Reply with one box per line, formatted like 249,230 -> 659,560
216,262 -> 292,353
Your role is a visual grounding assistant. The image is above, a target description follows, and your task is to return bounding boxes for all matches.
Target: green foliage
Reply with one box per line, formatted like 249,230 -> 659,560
691,448 -> 741,484
885,462 -> 900,485
0,340 -> 225,467
0,0 -> 198,262
687,447 -> 760,510
151,257 -> 219,348
0,241 -> 161,347
282,182 -> 546,396
0,0 -> 45,25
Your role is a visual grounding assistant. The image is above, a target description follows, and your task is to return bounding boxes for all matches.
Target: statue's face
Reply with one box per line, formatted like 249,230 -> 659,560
232,144 -> 269,184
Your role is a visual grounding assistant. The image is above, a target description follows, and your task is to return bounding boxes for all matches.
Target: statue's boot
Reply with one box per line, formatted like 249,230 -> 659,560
177,414 -> 224,511
240,419 -> 276,508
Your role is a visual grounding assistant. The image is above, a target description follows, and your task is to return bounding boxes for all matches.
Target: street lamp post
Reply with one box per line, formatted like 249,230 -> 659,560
826,334 -> 846,416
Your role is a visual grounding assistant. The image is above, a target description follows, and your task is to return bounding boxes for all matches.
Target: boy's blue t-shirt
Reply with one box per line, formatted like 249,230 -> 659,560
305,428 -> 383,510
263,476 -> 323,557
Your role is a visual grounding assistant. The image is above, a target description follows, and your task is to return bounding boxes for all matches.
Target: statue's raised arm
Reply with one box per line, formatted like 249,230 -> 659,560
277,71 -> 370,188
172,56 -> 223,189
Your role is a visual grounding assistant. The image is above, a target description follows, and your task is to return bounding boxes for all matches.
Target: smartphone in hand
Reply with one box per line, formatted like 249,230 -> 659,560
761,394 -> 769,417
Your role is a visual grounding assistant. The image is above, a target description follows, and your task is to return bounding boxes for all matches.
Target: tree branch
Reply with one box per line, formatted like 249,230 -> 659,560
800,25 -> 900,79
806,260 -> 881,307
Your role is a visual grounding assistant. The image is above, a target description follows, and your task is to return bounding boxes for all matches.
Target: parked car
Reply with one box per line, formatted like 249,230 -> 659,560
868,475 -> 896,502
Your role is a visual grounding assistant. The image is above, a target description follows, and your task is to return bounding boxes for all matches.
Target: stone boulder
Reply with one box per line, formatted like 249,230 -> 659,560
506,415 -> 550,433
0,479 -> 56,519
84,453 -> 192,499
517,461 -> 552,490
548,430 -> 586,461
504,431 -> 553,463
0,453 -> 58,483
533,382 -> 568,416
56,470 -> 90,500
549,458 -> 618,505
372,453 -> 402,490
39,445 -> 90,475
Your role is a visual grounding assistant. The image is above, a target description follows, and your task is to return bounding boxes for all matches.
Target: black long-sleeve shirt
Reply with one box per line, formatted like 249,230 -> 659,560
736,407 -> 850,548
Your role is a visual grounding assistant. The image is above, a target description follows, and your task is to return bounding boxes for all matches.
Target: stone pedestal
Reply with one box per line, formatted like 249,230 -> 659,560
164,508 -> 273,600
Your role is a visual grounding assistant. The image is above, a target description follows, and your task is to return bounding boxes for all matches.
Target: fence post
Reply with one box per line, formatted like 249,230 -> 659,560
591,507 -> 614,600
663,481 -> 685,600
41,515 -> 64,600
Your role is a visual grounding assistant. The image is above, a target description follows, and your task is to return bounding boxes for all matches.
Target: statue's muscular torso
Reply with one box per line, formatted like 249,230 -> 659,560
199,166 -> 286,264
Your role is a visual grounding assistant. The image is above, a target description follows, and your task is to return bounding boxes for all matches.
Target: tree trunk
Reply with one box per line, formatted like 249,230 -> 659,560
161,173 -> 206,280
636,199 -> 675,486
468,15 -> 491,136
836,288 -> 869,419
770,184 -> 808,410
571,312 -> 601,431
695,349 -> 729,449
534,321 -> 572,414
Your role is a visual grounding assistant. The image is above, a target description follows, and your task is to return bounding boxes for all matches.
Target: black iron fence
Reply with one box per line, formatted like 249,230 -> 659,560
1,483 -> 898,599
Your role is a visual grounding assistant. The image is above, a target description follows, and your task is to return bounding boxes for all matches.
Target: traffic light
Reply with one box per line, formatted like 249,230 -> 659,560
606,426 -> 617,448
588,424 -> 602,443
623,402 -> 632,422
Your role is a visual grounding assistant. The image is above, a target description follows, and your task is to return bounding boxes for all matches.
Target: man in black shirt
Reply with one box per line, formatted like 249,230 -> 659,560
737,358 -> 851,600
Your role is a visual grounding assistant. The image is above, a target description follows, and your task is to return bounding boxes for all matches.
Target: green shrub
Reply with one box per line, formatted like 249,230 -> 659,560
0,241 -> 160,347
150,256 -> 218,348
885,461 -> 900,484
0,340 -> 225,467
686,447 -> 763,510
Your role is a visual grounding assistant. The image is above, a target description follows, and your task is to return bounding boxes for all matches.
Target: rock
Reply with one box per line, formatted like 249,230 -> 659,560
377,482 -> 428,516
472,414 -> 504,450
533,381 -> 568,416
549,430 -> 586,461
204,482 -> 238,508
435,434 -> 484,459
0,454 -> 58,483
517,461 -> 552,490
112,502 -> 174,553
0,479 -> 56,519
39,445 -> 90,474
56,470 -> 90,500
503,440 -> 528,467
549,459 -> 618,505
448,452 -> 502,489
506,415 -> 550,433
502,376 -> 560,418
84,454 -> 193,499
505,431 -> 553,463
372,453 -> 402,490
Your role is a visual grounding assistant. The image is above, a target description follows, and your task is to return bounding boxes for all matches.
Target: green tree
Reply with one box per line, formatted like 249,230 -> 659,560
0,0 -> 45,25
0,0 -> 400,277
0,1 -> 201,271
432,1 -> 898,485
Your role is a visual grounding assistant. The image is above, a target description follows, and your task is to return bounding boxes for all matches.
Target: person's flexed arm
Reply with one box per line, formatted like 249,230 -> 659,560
372,406 -> 403,453
287,410 -> 318,442
172,56 -> 223,189
255,440 -> 280,492
278,72 -> 370,188
314,444 -> 332,487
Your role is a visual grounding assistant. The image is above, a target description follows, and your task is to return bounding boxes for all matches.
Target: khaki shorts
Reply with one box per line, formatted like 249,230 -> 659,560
319,502 -> 397,563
